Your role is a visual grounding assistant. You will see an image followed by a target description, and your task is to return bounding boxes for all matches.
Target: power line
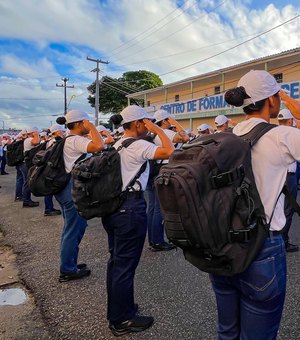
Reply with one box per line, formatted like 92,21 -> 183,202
98,71 -> 139,93
100,80 -> 130,95
159,13 -> 300,77
112,0 -> 227,62
2,62 -> 300,123
117,31 -> 265,68
56,78 -> 74,115
132,60 -> 300,107
107,0 -> 188,56
108,0 -> 197,58
87,56 -> 109,125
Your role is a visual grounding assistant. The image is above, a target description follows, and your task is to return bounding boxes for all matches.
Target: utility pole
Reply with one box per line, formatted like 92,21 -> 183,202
56,78 -> 74,115
87,57 -> 109,125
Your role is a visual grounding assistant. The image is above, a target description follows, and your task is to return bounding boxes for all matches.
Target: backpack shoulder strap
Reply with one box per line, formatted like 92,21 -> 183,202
117,137 -> 137,150
116,138 -> 148,191
240,122 -> 277,147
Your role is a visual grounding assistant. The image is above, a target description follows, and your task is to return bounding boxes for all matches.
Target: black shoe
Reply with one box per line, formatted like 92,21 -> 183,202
109,304 -> 139,330
110,315 -> 154,337
286,242 -> 299,253
15,196 -> 23,201
44,209 -> 61,216
59,268 -> 91,282
150,242 -> 176,252
77,263 -> 87,269
23,201 -> 39,208
1,171 -> 9,175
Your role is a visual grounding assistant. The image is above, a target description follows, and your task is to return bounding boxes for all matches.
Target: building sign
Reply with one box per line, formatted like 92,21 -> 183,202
159,81 -> 300,115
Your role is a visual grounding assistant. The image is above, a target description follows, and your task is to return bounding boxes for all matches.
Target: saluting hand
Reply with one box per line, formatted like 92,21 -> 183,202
82,120 -> 95,131
279,90 -> 300,117
143,119 -> 161,134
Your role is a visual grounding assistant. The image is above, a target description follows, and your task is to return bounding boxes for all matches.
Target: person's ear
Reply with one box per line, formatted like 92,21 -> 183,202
268,95 -> 278,108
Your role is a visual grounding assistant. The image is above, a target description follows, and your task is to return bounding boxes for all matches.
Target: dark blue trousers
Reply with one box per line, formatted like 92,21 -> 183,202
1,150 -> 7,173
55,179 -> 87,273
145,177 -> 165,245
210,235 -> 286,340
15,164 -> 23,198
20,163 -> 32,203
44,195 -> 54,212
102,195 -> 147,324
282,172 -> 298,244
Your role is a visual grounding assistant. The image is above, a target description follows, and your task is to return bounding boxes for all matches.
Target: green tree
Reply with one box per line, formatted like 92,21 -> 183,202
87,70 -> 163,114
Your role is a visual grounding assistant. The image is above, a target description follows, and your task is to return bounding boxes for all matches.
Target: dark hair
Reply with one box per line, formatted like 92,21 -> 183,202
66,122 -> 76,130
156,120 -> 163,127
56,116 -> 66,125
225,86 -> 267,114
243,99 -> 267,114
225,86 -> 250,107
110,114 -> 123,126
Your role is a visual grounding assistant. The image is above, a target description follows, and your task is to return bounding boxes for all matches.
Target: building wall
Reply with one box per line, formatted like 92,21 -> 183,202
140,53 -> 300,132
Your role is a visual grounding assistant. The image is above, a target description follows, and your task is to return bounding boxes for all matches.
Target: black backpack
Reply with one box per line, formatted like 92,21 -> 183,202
72,138 -> 147,220
24,142 -> 47,169
155,122 -> 276,276
6,140 -> 24,166
28,137 -> 71,196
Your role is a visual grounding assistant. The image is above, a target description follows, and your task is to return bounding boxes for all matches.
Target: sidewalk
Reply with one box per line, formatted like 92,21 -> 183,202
0,167 -> 299,339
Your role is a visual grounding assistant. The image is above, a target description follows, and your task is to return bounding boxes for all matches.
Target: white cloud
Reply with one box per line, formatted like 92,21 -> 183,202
1,55 -> 58,78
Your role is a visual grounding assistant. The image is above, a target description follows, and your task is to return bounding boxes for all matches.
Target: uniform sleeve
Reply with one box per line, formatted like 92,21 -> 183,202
154,129 -> 177,146
130,140 -> 158,161
72,136 -> 91,153
277,126 -> 300,165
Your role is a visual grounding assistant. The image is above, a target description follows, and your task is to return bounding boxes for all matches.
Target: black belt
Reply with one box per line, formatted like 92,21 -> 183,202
287,172 -> 296,175
126,191 -> 143,199
268,230 -> 281,238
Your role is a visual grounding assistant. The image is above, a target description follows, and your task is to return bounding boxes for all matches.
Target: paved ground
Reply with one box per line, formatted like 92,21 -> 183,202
0,167 -> 300,340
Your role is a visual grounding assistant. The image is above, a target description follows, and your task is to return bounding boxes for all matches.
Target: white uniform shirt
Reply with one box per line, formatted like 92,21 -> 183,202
288,162 -> 297,173
47,138 -> 56,149
114,137 -> 158,191
153,129 -> 177,164
233,118 -> 300,231
23,137 -> 36,152
63,135 -> 91,173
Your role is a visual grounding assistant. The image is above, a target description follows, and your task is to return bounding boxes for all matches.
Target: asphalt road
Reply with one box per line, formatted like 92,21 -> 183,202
0,167 -> 299,340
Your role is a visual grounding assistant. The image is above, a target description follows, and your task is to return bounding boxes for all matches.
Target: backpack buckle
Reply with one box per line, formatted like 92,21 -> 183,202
228,229 -> 251,243
211,166 -> 245,189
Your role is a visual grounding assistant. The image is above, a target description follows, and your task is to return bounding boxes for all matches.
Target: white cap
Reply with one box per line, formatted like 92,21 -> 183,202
20,128 -> 27,135
120,105 -> 149,125
50,124 -> 65,133
238,70 -> 280,107
197,123 -> 210,132
154,109 -> 174,123
117,126 -> 124,134
96,125 -> 107,132
26,126 -> 40,134
277,109 -> 293,120
66,110 -> 89,124
40,131 -> 47,137
215,115 -> 228,127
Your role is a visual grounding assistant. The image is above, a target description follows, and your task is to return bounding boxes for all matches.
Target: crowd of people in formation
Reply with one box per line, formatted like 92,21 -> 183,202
1,69 -> 300,338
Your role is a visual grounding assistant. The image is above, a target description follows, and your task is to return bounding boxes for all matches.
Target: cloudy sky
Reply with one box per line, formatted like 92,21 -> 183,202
0,0 -> 300,130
